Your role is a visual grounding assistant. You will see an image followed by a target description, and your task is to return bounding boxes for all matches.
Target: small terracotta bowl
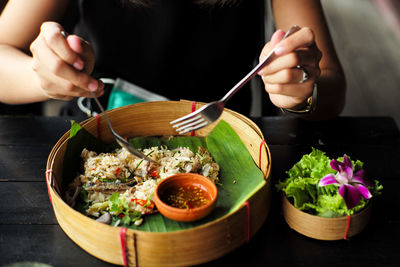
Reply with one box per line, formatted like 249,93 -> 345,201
154,173 -> 218,222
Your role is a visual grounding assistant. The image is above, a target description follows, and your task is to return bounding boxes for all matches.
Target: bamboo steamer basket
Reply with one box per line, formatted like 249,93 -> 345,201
46,101 -> 272,266
282,195 -> 372,241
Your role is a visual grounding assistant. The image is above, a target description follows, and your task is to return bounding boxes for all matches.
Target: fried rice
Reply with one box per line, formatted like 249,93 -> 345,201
66,145 -> 220,226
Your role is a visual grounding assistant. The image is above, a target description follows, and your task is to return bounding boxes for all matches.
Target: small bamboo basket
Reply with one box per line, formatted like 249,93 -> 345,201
46,101 -> 272,266
282,195 -> 372,241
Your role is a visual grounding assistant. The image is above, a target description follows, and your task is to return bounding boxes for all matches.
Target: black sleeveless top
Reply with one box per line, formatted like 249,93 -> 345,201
73,0 -> 267,116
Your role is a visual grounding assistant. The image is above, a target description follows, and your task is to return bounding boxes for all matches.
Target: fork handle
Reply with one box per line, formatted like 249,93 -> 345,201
220,25 -> 299,104
90,91 -> 115,132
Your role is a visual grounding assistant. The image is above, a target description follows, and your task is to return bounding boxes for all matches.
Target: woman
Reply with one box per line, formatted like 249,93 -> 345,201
0,0 -> 345,120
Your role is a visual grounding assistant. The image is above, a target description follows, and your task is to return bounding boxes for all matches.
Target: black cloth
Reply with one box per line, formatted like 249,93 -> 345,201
70,0 -> 267,116
0,103 -> 42,116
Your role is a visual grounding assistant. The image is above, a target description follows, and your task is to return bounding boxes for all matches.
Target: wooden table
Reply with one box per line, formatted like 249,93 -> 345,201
0,115 -> 398,266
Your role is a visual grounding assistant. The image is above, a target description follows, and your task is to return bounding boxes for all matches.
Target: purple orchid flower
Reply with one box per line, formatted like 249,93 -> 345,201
318,155 -> 372,209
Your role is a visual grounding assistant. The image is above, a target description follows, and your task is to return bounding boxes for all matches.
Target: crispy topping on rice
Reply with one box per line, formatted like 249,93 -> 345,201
67,146 -> 219,225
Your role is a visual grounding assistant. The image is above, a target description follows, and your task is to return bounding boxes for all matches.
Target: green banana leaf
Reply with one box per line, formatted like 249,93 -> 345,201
62,120 -> 266,232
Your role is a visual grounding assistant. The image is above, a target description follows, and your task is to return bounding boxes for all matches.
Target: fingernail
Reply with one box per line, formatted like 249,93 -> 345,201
271,29 -> 281,39
73,59 -> 84,71
88,81 -> 98,91
274,46 -> 285,56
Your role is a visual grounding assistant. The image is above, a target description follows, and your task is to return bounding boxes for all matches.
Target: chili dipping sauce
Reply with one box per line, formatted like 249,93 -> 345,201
161,184 -> 211,209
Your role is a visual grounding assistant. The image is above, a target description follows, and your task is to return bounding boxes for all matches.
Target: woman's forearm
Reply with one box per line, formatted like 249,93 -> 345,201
0,0 -> 73,104
0,44 -> 49,104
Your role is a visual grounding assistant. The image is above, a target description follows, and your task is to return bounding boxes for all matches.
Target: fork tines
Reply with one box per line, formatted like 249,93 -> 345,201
170,110 -> 208,134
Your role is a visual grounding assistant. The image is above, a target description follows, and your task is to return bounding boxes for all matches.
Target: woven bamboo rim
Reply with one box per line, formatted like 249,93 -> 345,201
282,194 -> 372,241
46,101 -> 272,266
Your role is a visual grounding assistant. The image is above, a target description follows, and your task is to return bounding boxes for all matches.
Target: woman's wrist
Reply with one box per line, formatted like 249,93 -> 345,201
281,83 -> 318,114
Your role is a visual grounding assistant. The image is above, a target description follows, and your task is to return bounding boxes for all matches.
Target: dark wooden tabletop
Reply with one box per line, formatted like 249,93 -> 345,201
0,115 -> 399,267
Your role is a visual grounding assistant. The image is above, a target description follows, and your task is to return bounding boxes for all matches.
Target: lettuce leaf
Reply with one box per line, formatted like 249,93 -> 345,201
277,148 -> 374,217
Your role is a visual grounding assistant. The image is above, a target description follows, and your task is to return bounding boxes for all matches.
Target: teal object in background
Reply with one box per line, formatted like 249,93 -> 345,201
107,88 -> 146,110
106,78 -> 169,110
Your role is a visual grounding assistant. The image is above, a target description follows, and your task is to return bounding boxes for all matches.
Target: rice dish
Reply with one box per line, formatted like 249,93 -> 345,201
66,145 -> 220,226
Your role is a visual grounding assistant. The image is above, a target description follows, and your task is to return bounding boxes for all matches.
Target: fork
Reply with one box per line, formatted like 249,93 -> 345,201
170,25 -> 299,134
90,91 -> 156,163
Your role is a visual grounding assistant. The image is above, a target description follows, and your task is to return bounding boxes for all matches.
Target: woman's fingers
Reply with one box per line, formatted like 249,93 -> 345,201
32,34 -> 101,93
37,71 -> 104,100
258,26 -> 301,62
263,79 -> 312,96
30,21 -> 103,100
269,30 -> 286,50
259,48 -> 321,76
40,22 -> 85,71
273,27 -> 317,56
261,65 -> 320,85
268,92 -> 307,109
265,82 -> 313,109
66,35 -> 96,74
258,30 -> 285,69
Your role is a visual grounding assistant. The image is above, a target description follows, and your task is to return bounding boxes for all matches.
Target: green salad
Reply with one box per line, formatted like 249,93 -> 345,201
277,148 -> 382,218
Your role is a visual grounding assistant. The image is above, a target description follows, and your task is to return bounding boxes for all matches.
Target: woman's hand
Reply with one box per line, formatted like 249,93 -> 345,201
258,26 -> 322,110
29,21 -> 104,101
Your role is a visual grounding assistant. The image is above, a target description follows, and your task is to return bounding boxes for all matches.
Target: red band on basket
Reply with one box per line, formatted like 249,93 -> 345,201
244,201 -> 251,243
344,215 -> 351,240
259,139 -> 266,168
191,101 -> 196,136
45,169 -> 53,204
120,227 -> 128,266
95,114 -> 101,140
